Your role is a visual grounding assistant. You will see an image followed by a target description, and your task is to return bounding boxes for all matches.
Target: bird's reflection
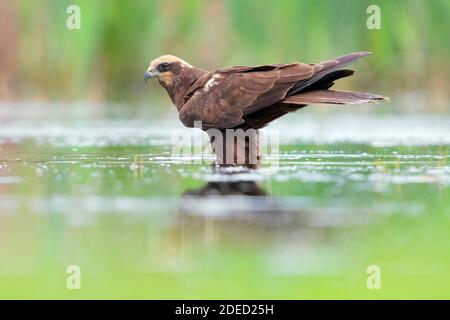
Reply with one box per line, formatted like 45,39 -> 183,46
170,165 -> 336,258
183,179 -> 266,197
173,165 -> 272,252
183,165 -> 267,197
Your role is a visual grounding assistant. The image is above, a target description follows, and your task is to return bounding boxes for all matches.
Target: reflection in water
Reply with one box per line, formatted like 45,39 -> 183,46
174,166 -> 278,257
175,165 -> 336,256
180,165 -> 274,218
173,166 -> 358,274
185,180 -> 266,196
0,104 -> 449,298
184,173 -> 266,197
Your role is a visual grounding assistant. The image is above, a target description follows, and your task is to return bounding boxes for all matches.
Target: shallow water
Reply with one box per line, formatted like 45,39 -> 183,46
0,104 -> 449,298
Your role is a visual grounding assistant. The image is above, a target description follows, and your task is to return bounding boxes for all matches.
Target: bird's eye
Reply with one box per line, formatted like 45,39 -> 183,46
158,62 -> 170,72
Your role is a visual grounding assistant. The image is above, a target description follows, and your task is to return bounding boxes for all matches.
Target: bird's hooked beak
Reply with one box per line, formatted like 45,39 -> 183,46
144,69 -> 159,82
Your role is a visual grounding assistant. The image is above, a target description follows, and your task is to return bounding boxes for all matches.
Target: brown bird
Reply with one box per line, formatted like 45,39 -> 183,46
145,52 -> 387,166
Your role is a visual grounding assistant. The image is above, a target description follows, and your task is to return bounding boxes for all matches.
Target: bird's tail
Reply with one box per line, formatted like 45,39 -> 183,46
284,51 -> 389,105
282,89 -> 388,105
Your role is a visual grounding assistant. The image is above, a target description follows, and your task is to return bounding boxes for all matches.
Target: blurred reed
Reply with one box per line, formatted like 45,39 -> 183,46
0,0 -> 448,111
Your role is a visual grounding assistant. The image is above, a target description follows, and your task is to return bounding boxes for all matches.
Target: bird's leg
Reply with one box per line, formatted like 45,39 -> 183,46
207,128 -> 260,168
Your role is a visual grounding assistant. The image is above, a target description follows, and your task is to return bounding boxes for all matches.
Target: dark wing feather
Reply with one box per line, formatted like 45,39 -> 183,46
179,63 -> 314,129
303,69 -> 354,91
242,103 -> 303,129
178,52 -> 378,129
288,51 -> 371,95
244,63 -> 315,114
216,64 -> 285,73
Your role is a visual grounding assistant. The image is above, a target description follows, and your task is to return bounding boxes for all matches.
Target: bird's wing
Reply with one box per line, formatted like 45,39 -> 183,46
179,63 -> 316,129
179,51 -> 372,129
287,51 -> 371,95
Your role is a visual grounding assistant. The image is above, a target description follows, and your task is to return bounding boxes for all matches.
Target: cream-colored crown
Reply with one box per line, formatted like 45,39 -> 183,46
149,55 -> 193,69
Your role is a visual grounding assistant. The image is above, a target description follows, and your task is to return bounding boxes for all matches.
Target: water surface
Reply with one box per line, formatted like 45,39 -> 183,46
0,103 -> 449,298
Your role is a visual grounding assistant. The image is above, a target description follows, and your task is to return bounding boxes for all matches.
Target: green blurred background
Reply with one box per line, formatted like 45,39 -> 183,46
0,0 -> 449,300
0,0 -> 449,111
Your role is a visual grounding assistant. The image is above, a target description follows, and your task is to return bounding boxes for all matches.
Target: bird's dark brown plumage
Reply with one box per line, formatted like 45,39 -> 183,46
146,52 -> 386,130
145,52 -> 387,165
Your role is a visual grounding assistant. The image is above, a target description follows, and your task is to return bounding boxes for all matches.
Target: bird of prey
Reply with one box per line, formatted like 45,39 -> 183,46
144,52 -> 387,166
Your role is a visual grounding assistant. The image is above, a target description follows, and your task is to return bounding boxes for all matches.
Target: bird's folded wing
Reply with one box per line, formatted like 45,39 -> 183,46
179,63 -> 317,129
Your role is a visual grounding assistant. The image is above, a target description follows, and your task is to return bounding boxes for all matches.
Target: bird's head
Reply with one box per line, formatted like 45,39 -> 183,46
144,55 -> 193,87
